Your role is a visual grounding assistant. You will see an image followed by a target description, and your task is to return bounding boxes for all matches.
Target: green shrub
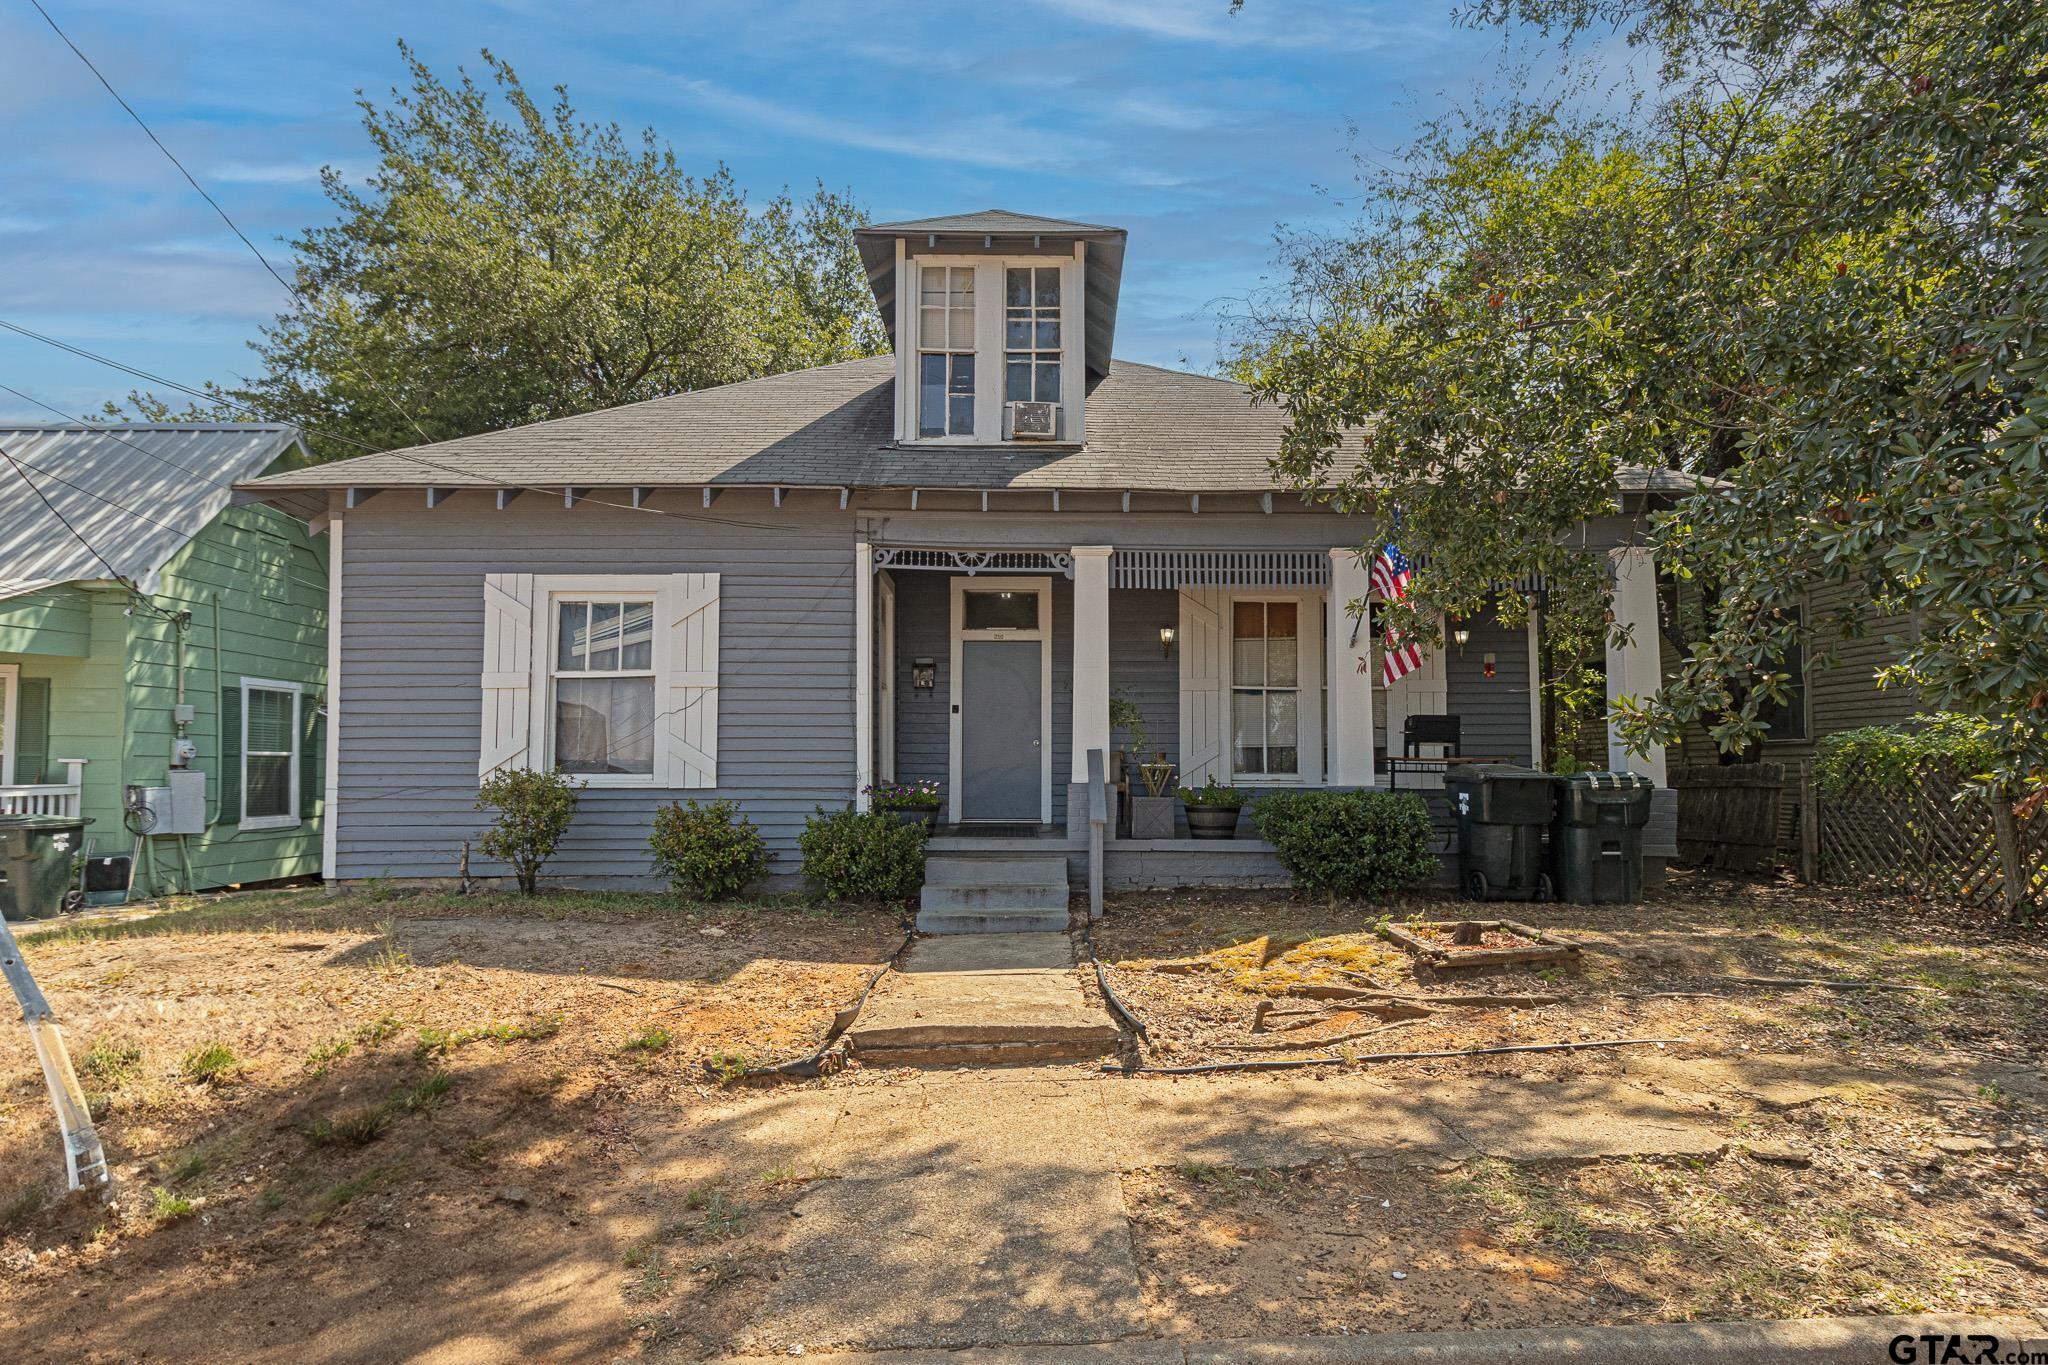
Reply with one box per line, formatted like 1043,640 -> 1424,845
649,799 -> 769,899
180,1041 -> 240,1087
1252,789 -> 1439,899
797,806 -> 926,902
1814,713 -> 1999,796
475,767 -> 584,894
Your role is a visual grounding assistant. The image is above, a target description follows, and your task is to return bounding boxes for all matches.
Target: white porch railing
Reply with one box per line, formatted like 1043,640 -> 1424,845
0,759 -> 87,819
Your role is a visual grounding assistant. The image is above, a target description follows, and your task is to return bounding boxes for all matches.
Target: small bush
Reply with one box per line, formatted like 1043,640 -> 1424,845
796,806 -> 926,902
1177,775 -> 1246,808
475,767 -> 584,894
180,1041 -> 240,1087
649,799 -> 769,900
1252,789 -> 1439,899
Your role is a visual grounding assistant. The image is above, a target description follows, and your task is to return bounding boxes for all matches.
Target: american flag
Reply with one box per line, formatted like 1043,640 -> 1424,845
1371,540 -> 1425,687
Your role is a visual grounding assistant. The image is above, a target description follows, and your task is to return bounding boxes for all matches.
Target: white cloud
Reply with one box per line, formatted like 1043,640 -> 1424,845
1031,0 -> 1405,51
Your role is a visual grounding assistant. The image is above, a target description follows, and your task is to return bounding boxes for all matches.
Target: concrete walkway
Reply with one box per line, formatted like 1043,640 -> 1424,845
709,1314 -> 2047,1364
844,933 -> 1121,1066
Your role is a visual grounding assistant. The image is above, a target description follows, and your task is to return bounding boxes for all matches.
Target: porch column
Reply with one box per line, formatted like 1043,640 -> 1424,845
1071,546 -> 1113,783
1326,548 -> 1376,787
1604,546 -> 1667,784
854,540 -> 874,810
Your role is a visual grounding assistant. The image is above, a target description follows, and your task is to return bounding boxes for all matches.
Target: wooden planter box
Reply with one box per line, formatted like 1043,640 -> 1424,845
1379,918 -> 1580,970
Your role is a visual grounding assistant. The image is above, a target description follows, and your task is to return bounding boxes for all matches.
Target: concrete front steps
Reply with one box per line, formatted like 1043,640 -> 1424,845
916,853 -> 1072,935
844,933 -> 1122,1067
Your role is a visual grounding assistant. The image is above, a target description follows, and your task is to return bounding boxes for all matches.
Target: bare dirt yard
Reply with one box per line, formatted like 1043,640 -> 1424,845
1,871 -> 2043,1360
1097,872 -> 2048,1335
0,888 -> 902,1363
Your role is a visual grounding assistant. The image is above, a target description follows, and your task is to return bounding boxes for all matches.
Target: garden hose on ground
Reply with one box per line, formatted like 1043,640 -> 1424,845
1075,919 -> 1147,1045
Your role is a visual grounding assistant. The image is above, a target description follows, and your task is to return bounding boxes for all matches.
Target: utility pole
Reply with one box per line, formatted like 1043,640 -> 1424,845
0,914 -> 111,1192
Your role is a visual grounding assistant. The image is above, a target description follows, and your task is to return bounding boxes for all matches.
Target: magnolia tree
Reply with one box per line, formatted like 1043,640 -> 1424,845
1240,0 -> 2048,789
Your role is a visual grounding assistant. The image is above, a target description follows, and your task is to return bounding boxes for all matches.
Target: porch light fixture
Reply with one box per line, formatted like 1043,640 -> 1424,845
1452,626 -> 1472,654
1158,625 -> 1177,658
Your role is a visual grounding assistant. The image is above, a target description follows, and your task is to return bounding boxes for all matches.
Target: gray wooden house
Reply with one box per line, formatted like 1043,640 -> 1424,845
240,209 -> 1680,894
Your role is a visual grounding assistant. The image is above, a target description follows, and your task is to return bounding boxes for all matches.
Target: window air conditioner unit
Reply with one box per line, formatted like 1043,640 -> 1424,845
1008,401 -> 1059,440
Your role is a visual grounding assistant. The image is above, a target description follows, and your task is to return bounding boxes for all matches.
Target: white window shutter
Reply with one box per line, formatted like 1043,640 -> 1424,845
1177,587 -> 1226,787
480,573 -> 536,778
665,573 -> 720,787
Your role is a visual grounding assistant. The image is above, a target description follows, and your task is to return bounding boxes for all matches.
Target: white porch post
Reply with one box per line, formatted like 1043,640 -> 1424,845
854,540 -> 874,810
1605,546 -> 1667,784
1071,546 -> 1113,783
1326,548 -> 1376,787
322,511 -> 342,880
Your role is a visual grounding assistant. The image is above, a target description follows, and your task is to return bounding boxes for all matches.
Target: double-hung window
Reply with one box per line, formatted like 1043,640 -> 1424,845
551,598 -> 657,775
240,679 -> 301,830
1004,266 -> 1061,408
918,266 -> 976,437
1230,600 -> 1300,778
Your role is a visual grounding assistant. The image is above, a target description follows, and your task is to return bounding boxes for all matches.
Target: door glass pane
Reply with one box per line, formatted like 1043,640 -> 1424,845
556,601 -> 588,670
619,601 -> 654,670
554,677 -> 655,774
919,354 -> 946,436
1232,601 -> 1265,686
1034,361 -> 1061,402
587,601 -> 621,671
962,590 -> 1038,631
1232,692 -> 1265,774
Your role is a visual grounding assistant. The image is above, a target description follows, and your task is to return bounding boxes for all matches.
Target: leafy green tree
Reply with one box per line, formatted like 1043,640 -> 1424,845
127,45 -> 884,456
1241,0 -> 2048,788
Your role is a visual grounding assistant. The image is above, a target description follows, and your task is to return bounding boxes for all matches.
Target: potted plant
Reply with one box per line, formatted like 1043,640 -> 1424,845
1177,776 -> 1245,840
1109,694 -> 1147,787
865,779 -> 942,832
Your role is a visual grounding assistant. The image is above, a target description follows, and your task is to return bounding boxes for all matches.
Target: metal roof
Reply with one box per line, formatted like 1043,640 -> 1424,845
0,423 -> 308,600
853,208 -> 1128,385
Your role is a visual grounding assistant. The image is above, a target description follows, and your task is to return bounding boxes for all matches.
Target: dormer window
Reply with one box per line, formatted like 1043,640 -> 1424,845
1004,267 -> 1062,407
918,266 -> 977,438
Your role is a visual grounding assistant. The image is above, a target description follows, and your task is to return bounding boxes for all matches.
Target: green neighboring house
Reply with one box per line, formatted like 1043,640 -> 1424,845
0,423 -> 327,896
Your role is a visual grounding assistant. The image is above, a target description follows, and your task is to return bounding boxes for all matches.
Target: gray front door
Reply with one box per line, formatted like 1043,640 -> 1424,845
960,639 -> 1042,821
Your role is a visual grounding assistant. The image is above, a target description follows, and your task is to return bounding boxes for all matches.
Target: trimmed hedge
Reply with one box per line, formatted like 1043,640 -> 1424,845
1252,789 -> 1440,899
649,799 -> 768,900
797,806 -> 927,902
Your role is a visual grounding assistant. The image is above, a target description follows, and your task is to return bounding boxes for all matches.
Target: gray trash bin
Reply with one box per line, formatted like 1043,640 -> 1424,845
1549,772 -> 1654,904
1445,764 -> 1556,902
0,814 -> 91,920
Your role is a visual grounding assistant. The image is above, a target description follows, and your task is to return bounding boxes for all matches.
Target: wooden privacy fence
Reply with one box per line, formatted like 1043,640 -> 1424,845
1673,764 -> 1785,872
1813,756 -> 2047,920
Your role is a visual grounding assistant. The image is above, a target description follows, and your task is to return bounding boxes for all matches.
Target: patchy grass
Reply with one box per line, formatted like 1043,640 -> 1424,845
414,1015 -> 563,1060
2,1182 -> 48,1232
179,1042 -> 240,1087
622,1025 -> 674,1053
149,1187 -> 195,1222
80,1038 -> 144,1088
703,1050 -> 753,1085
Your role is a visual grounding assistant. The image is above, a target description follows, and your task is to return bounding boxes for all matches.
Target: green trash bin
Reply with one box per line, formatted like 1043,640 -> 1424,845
1549,772 -> 1654,904
1445,764 -> 1556,902
0,814 -> 91,921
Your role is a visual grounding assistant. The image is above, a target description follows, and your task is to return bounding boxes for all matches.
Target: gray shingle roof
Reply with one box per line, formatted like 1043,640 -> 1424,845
238,357 -> 1310,496
0,423 -> 307,599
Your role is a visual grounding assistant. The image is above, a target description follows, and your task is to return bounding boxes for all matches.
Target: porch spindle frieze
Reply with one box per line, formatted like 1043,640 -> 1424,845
871,548 -> 1076,578
1110,549 -> 1330,590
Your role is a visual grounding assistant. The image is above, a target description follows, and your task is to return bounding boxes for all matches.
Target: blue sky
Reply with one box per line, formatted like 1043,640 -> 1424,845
0,0 -> 1547,424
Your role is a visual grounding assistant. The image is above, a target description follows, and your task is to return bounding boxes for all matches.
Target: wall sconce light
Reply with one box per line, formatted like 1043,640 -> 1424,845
1482,651 -> 1497,679
912,656 -> 936,691
1158,625 -> 1177,658
1452,626 -> 1472,654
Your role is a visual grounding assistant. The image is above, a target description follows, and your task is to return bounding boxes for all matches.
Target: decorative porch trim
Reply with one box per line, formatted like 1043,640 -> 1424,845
1112,549 -> 1330,589
872,547 -> 1075,578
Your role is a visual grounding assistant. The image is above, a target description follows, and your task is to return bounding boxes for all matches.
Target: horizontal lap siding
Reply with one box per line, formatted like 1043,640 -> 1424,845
337,503 -> 856,882
1445,609 -> 1534,766
1110,589 -> 1179,770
